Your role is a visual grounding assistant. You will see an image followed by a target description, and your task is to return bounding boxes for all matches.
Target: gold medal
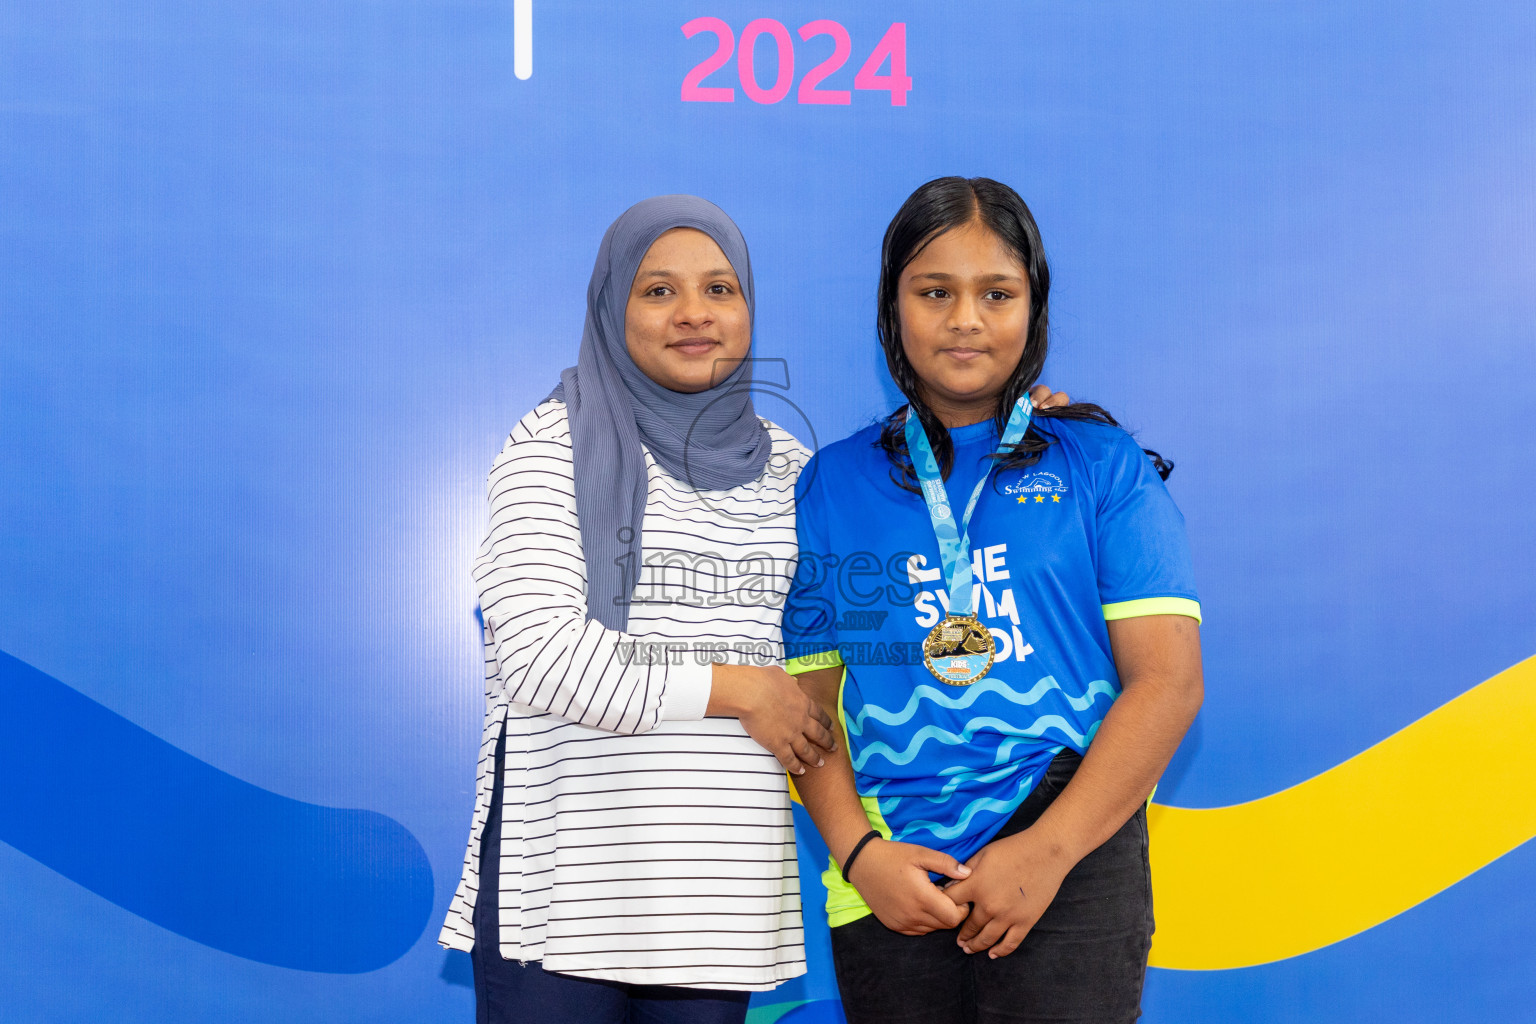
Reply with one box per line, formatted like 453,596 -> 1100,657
921,614 -> 995,685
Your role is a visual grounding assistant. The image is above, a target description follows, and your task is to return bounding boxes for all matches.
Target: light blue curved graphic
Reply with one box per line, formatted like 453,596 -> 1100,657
851,680 -> 1112,840
862,758 -> 1036,808
847,676 -> 1117,737
921,759 -> 1025,803
892,769 -> 1046,843
0,649 -> 434,974
988,720 -> 1102,770
852,714 -> 1093,771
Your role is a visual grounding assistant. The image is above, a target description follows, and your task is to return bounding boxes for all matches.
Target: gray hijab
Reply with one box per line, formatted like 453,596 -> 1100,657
549,195 -> 771,631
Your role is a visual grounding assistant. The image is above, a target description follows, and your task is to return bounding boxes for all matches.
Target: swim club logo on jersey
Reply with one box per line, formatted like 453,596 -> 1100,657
907,544 -> 1036,666
1005,471 -> 1069,506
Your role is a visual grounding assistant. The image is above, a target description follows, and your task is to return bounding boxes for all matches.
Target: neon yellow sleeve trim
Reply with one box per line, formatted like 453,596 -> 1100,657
785,649 -> 844,676
1102,597 -> 1203,623
822,793 -> 889,927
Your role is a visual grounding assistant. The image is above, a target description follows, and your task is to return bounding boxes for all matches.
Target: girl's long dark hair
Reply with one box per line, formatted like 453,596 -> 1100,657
875,176 -> 1171,488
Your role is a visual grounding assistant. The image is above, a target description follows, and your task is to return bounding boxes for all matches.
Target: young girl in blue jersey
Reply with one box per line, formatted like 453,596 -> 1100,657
786,177 -> 1204,1024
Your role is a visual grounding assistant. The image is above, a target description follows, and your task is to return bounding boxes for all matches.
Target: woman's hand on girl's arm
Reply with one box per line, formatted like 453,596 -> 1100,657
789,666 -> 972,935
946,613 -> 1203,958
708,664 -> 838,775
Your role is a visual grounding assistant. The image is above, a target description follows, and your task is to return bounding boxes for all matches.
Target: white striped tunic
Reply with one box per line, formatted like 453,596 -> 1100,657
438,399 -> 808,990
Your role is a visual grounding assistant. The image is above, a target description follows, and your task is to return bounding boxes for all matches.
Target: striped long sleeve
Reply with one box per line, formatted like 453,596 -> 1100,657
474,403 -> 712,733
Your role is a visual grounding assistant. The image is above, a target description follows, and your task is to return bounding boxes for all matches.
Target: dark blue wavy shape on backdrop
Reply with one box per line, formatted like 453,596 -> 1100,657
0,650 -> 434,973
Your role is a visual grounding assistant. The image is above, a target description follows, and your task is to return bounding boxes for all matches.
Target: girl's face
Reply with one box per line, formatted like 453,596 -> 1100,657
625,227 -> 751,393
897,219 -> 1030,425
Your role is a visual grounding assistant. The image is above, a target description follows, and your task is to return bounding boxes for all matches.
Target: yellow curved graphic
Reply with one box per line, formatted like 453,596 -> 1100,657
1149,654 -> 1536,970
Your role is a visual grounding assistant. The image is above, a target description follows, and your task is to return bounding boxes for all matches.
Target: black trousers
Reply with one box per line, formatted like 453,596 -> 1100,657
830,750 -> 1154,1024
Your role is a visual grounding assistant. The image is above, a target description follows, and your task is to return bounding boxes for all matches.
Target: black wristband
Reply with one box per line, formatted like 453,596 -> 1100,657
840,829 -> 882,884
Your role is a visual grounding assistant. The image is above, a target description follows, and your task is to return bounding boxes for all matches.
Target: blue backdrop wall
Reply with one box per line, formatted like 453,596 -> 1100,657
3,2 -> 1535,1021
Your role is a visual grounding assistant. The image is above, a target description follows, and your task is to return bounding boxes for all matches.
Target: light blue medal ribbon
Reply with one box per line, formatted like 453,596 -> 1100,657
905,396 -> 1033,684
903,396 -> 1033,617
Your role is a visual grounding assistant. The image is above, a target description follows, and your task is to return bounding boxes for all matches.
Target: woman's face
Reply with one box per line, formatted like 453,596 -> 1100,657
897,218 -> 1030,425
625,227 -> 751,393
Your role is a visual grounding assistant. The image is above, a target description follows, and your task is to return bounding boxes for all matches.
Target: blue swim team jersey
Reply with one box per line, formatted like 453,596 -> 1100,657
784,414 -> 1201,925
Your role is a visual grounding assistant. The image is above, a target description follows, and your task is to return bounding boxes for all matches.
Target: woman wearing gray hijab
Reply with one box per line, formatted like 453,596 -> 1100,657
437,196 -> 838,1024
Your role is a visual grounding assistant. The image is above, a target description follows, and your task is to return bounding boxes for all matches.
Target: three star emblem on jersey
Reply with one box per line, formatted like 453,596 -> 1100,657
1005,470 -> 1070,507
